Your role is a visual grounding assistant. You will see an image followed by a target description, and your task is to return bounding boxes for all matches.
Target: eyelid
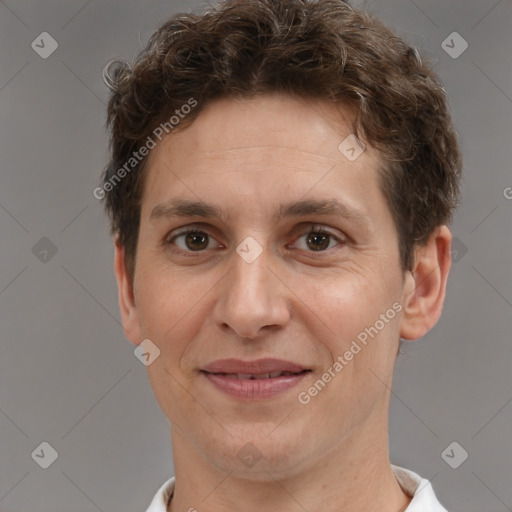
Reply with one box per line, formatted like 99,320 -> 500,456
289,224 -> 347,250
166,226 -> 223,251
165,222 -> 221,242
165,222 -> 348,254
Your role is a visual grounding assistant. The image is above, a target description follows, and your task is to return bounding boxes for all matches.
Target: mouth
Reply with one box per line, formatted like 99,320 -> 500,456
200,359 -> 312,399
203,370 -> 310,380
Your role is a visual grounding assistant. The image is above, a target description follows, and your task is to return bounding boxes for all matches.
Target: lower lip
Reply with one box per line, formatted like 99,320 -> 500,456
202,371 -> 310,399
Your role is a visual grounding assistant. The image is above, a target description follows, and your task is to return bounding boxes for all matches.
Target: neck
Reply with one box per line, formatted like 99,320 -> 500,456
167,416 -> 411,512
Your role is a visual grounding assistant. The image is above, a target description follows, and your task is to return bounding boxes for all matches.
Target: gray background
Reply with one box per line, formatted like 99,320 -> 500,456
0,0 -> 511,511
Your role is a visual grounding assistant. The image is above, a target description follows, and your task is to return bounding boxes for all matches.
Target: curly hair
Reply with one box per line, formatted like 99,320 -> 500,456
101,0 -> 462,281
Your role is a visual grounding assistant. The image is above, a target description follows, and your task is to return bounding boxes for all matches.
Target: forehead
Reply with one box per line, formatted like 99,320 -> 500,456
159,94 -> 360,158
141,94 -> 387,223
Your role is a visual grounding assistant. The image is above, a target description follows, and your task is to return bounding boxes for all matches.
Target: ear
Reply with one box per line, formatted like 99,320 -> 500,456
399,225 -> 452,341
113,237 -> 141,346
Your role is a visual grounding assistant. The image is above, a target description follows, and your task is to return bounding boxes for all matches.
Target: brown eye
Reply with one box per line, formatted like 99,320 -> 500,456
170,230 -> 215,251
184,232 -> 209,251
306,232 -> 331,251
293,226 -> 342,252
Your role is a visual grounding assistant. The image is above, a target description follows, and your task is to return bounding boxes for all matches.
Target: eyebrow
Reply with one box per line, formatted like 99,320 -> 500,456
150,198 -> 231,222
150,198 -> 372,227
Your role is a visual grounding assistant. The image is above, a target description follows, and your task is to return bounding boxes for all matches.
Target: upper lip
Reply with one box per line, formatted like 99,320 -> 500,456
202,358 -> 308,374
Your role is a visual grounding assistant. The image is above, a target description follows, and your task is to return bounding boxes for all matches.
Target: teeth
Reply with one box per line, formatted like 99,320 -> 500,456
217,371 -> 303,380
233,372 -> 284,379
253,373 -> 270,379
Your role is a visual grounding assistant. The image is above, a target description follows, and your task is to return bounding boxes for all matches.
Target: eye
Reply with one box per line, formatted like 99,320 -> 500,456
292,225 -> 344,252
168,228 -> 220,252
166,224 -> 346,256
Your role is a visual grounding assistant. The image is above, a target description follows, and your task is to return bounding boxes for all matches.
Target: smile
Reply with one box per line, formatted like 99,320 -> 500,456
201,367 -> 311,399
215,371 -> 305,379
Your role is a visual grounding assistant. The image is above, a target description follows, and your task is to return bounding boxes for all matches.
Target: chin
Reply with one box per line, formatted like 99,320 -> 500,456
203,426 -> 310,480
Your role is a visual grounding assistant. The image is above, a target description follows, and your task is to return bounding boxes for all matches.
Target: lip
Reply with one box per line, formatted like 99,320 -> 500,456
202,358 -> 308,374
201,358 -> 311,400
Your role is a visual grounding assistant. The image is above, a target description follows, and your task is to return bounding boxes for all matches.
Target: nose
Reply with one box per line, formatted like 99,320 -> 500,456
212,244 -> 291,340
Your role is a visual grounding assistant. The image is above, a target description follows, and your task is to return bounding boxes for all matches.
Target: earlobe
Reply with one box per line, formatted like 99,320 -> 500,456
399,225 -> 452,341
113,238 -> 141,346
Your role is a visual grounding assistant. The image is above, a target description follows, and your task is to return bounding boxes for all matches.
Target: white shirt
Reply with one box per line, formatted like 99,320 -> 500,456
145,464 -> 448,512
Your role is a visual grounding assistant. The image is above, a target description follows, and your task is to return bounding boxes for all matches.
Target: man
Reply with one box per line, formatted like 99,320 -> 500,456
100,0 -> 462,510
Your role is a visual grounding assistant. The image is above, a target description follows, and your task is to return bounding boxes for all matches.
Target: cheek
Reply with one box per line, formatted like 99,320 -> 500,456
134,264 -> 207,354
298,269 -> 402,362
136,268 -> 212,425
296,271 -> 379,331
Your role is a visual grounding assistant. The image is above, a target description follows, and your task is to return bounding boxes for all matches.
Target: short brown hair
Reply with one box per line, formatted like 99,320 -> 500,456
101,0 -> 462,281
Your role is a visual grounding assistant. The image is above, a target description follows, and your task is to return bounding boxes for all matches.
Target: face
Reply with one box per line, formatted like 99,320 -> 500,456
115,93 -> 443,479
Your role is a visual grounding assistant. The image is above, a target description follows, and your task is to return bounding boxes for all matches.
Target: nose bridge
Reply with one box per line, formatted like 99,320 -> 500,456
229,243 -> 272,308
215,241 -> 289,338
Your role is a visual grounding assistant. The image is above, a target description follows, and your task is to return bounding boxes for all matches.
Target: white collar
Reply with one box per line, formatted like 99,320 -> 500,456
391,465 -> 448,511
145,465 -> 448,512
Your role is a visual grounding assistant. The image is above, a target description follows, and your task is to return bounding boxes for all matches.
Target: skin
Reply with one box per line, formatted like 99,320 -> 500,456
114,93 -> 452,512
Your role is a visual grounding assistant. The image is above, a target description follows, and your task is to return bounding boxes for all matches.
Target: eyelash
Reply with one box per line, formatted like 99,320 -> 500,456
165,224 -> 346,257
